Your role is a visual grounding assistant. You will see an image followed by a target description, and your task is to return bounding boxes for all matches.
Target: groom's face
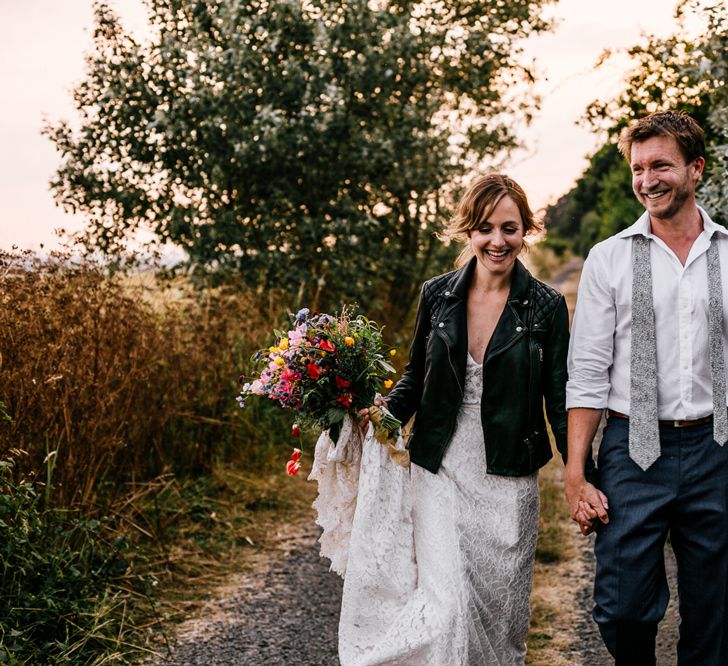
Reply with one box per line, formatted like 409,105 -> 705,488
629,135 -> 704,223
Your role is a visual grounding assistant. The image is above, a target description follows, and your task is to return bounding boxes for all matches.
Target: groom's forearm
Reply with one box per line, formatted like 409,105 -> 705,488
565,407 -> 602,481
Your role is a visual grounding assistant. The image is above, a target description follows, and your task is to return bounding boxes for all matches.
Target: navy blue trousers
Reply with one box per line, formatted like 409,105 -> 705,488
593,417 -> 728,666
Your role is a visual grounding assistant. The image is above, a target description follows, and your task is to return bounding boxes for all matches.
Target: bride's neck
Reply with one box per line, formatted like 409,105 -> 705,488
470,266 -> 512,295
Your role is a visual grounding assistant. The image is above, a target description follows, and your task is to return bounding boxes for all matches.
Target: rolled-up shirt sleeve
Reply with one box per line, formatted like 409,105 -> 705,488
566,247 -> 616,409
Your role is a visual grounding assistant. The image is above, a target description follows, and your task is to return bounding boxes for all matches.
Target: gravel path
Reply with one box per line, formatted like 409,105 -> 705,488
153,522 -> 343,666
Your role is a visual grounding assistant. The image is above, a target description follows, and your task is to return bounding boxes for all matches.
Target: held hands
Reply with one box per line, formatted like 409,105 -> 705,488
564,468 -> 609,536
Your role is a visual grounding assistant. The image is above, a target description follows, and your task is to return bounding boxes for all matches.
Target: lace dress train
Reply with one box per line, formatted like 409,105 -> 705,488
311,354 -> 540,665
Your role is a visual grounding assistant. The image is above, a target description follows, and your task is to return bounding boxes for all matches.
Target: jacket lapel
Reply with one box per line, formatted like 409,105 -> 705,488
434,257 -> 532,374
484,259 -> 530,364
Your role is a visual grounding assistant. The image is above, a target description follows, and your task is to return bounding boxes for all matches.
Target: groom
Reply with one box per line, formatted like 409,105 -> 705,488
564,111 -> 728,665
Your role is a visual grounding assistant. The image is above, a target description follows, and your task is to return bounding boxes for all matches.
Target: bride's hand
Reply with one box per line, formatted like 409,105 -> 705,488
358,408 -> 371,431
357,396 -> 387,431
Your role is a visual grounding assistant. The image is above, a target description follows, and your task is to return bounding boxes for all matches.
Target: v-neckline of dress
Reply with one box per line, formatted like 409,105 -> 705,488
467,351 -> 484,367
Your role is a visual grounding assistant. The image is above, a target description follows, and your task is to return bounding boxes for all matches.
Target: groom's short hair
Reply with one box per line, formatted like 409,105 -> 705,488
618,111 -> 705,164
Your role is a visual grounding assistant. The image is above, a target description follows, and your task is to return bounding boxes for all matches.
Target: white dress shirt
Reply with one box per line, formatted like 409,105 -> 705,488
566,207 -> 728,419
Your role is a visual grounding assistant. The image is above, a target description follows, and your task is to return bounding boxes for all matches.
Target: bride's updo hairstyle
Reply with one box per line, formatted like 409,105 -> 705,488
441,174 -> 542,268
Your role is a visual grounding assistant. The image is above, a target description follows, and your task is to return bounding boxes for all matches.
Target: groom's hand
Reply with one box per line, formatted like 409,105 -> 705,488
564,466 -> 609,536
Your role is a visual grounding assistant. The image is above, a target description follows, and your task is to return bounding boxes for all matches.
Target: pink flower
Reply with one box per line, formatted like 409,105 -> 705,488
288,327 -> 306,347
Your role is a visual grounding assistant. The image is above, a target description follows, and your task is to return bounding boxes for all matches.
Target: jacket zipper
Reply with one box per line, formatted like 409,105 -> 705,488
437,327 -> 464,398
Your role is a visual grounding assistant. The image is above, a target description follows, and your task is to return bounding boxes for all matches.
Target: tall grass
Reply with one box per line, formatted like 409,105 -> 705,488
0,249 -> 291,507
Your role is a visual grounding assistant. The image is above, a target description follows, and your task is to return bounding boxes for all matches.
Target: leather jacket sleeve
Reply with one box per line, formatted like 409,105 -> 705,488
386,283 -> 431,426
542,294 -> 598,483
542,295 -> 569,462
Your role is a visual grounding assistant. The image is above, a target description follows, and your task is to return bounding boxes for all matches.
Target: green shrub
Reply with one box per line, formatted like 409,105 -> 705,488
0,458 -> 147,665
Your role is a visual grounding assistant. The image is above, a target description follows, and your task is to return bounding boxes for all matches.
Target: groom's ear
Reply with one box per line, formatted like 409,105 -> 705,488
690,156 -> 705,181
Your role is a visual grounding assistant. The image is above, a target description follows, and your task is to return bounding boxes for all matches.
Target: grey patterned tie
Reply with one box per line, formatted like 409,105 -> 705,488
708,239 -> 728,445
629,236 -> 660,470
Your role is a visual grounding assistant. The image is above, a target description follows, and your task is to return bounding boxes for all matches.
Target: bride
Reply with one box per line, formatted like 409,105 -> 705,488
311,174 -> 571,665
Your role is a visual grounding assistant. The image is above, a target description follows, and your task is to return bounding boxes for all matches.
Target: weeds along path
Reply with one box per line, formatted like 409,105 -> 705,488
151,257 -> 678,666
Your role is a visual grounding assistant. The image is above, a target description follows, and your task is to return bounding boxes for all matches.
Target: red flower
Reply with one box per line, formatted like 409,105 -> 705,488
335,375 -> 351,390
337,392 -> 353,408
291,424 -> 301,437
286,459 -> 301,476
307,363 -> 321,380
318,339 -> 335,353
290,448 -> 302,462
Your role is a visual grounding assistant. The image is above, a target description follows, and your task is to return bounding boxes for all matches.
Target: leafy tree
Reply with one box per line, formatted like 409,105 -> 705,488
44,0 -> 553,322
546,0 -> 726,254
545,143 -> 642,255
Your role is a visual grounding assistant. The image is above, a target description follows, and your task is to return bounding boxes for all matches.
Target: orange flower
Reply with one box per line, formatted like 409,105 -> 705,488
383,379 -> 393,389
344,336 -> 355,346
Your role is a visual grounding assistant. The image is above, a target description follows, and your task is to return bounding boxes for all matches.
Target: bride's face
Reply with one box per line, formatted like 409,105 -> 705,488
468,196 -> 525,277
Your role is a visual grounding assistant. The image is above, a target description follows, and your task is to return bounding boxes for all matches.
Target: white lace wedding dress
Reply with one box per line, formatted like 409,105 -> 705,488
310,353 -> 540,666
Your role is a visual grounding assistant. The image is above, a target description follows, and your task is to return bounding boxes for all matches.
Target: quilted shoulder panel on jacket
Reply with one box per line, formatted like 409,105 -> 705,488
422,270 -> 458,320
530,279 -> 563,329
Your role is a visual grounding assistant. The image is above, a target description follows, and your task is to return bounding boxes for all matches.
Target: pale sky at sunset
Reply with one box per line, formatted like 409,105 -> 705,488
0,0 -> 692,251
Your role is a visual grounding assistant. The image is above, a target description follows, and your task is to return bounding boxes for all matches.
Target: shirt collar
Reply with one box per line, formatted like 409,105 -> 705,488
617,206 -> 728,241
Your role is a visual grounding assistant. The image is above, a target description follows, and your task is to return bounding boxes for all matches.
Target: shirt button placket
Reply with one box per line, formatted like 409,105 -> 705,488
677,273 -> 692,406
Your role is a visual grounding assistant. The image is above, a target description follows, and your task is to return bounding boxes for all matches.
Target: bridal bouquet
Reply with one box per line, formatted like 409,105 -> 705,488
237,307 -> 401,473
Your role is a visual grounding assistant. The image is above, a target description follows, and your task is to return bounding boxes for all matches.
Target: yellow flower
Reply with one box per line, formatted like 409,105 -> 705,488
389,349 -> 397,357
383,379 -> 393,389
274,356 -> 285,366
344,336 -> 355,347
269,346 -> 279,353
278,338 -> 289,350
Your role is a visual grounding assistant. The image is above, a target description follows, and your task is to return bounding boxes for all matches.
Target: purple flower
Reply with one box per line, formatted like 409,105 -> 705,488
295,308 -> 310,323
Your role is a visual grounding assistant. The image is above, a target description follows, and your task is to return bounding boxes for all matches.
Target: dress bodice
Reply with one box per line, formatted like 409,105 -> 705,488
463,354 -> 483,405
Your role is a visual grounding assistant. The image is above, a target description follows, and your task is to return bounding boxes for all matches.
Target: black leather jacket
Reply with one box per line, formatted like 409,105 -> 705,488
386,257 -> 569,476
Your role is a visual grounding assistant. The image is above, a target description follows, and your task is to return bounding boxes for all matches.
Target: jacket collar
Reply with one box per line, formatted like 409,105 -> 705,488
445,256 -> 531,303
